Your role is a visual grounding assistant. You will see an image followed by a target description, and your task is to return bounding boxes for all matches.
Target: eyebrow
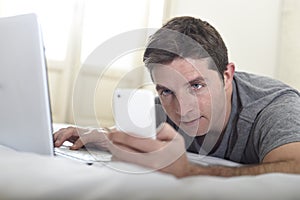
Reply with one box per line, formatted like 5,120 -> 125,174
155,84 -> 168,91
155,76 -> 206,91
187,77 -> 206,86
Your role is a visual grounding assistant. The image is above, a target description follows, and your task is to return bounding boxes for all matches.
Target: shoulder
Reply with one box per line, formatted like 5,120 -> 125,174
233,71 -> 300,121
252,92 -> 300,161
234,71 -> 299,96
256,92 -> 300,126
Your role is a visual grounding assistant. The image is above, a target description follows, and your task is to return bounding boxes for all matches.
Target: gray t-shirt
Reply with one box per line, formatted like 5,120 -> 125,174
156,71 -> 300,164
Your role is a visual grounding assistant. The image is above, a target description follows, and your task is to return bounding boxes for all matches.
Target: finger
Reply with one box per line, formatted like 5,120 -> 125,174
69,129 -> 96,150
110,142 -> 138,153
53,129 -> 68,147
53,128 -> 66,141
109,138 -> 175,171
156,123 -> 178,141
108,124 -> 187,173
108,141 -> 148,165
69,130 -> 95,150
109,131 -> 165,153
71,129 -> 110,150
70,139 -> 84,150
54,127 -> 79,147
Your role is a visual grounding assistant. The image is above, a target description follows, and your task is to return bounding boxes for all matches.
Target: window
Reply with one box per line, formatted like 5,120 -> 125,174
0,0 -> 75,61
0,0 -> 164,125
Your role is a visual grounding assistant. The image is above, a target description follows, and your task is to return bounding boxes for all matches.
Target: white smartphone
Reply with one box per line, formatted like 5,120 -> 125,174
113,88 -> 156,139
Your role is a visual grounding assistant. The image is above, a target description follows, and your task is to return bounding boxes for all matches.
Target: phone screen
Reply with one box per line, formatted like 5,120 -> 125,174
113,88 -> 156,139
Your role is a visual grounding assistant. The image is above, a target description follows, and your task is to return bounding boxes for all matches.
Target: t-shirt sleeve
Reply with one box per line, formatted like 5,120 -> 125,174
254,92 -> 300,162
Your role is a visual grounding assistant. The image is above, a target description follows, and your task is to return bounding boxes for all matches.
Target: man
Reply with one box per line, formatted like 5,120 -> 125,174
54,16 -> 300,178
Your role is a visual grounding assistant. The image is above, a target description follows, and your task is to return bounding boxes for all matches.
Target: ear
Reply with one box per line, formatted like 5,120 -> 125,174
223,63 -> 235,90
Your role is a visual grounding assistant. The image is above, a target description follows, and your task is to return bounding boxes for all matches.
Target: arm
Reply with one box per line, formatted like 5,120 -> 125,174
108,123 -> 300,178
187,142 -> 300,177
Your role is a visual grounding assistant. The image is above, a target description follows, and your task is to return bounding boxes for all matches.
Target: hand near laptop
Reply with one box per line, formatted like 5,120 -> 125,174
53,126 -> 112,150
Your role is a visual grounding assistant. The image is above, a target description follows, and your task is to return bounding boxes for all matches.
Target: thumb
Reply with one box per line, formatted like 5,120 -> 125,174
156,123 -> 178,141
70,139 -> 84,150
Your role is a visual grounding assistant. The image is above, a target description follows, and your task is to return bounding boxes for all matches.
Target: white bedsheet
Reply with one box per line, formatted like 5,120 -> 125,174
1,124 -> 300,199
1,145 -> 300,200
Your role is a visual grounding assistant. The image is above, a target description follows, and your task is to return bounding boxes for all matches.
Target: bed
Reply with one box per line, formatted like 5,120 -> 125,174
1,124 -> 300,200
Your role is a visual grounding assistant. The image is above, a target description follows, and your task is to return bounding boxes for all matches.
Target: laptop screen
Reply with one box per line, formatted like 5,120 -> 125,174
0,13 -> 54,155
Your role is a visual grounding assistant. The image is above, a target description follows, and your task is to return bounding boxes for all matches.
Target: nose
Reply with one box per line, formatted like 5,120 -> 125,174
175,91 -> 197,117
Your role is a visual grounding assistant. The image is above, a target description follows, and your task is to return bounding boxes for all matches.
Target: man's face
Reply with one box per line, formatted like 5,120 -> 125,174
152,58 -> 230,136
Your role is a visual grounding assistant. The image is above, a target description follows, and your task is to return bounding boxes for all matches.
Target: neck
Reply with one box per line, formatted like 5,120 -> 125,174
222,82 -> 233,132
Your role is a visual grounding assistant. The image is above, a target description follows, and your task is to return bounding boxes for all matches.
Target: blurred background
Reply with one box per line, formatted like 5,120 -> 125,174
0,0 -> 299,127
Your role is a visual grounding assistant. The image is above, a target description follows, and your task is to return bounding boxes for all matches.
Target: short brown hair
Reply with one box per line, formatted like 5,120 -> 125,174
143,16 -> 228,80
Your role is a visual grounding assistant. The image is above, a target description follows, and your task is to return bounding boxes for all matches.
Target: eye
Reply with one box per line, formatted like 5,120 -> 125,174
160,89 -> 173,96
191,83 -> 203,90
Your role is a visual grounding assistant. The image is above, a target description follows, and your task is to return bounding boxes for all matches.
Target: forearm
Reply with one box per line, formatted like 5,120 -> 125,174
185,160 -> 300,177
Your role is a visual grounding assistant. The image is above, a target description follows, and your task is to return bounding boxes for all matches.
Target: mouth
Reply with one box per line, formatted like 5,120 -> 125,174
180,117 -> 202,126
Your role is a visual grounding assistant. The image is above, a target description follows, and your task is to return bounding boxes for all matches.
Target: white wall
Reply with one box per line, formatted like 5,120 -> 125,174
277,0 -> 300,90
164,0 -> 282,78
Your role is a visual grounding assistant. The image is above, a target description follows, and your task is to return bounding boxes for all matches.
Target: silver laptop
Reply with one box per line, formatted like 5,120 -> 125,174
0,13 -> 53,155
0,13 -> 111,163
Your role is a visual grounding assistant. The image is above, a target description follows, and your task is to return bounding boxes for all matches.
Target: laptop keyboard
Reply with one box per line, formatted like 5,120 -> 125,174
55,145 -> 112,163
